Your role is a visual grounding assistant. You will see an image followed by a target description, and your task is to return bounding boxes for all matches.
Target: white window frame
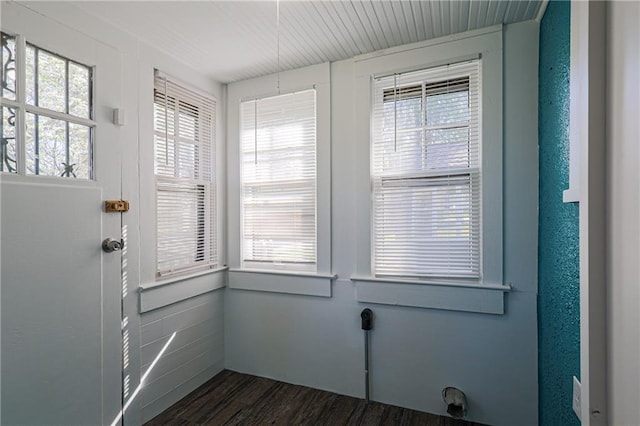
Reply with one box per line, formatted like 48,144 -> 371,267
227,63 -> 333,296
353,27 -> 504,291
153,69 -> 217,279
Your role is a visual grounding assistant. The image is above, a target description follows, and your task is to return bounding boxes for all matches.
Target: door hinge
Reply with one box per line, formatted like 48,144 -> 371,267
104,200 -> 130,213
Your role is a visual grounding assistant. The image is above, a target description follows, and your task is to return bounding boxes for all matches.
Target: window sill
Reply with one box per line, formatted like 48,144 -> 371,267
139,267 -> 228,313
228,268 -> 337,297
351,276 -> 511,315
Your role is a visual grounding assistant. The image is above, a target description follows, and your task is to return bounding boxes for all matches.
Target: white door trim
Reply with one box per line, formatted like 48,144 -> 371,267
571,1 -> 607,424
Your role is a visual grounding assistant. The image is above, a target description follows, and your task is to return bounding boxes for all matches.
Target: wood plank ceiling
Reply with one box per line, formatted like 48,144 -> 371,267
72,1 -> 545,83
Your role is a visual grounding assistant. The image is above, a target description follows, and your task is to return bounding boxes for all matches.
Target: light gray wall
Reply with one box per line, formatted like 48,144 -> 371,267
606,1 -> 640,424
140,291 -> 225,422
225,21 -> 539,426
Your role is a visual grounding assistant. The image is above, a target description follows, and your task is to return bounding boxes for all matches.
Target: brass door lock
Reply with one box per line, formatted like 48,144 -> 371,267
104,200 -> 130,213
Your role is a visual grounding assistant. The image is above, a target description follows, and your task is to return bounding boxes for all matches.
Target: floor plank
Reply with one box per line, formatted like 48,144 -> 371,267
145,370 -> 483,426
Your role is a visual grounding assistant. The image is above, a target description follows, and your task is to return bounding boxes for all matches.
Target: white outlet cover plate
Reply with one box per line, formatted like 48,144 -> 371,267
573,376 -> 582,421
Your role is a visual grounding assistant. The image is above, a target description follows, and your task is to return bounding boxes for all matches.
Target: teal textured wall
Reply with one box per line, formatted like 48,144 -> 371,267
538,2 -> 580,425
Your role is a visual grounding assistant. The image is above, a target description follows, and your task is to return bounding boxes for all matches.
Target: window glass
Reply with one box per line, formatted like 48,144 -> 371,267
68,123 -> 91,179
372,61 -> 481,279
154,71 -> 217,277
240,90 -> 317,271
68,63 -> 90,119
37,50 -> 66,113
25,114 -> 92,179
2,33 -> 94,179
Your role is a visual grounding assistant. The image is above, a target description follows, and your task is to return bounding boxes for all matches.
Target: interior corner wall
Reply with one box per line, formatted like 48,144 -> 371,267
537,2 -> 580,425
225,20 -> 540,426
130,38 -> 227,426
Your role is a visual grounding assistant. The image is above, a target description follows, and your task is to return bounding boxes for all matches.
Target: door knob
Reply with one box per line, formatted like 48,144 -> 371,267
102,238 -> 123,253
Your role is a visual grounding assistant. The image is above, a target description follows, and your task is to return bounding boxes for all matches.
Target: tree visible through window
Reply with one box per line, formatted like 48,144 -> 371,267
1,32 -> 93,178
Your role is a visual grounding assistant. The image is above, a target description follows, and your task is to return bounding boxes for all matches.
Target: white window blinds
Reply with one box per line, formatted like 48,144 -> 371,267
371,60 -> 481,279
240,89 -> 317,271
154,70 -> 216,277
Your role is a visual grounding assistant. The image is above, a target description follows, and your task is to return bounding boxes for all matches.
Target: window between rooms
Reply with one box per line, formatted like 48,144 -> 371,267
371,60 -> 482,281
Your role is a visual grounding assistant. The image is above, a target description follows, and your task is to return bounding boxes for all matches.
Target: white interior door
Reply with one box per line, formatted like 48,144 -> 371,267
1,4 -> 123,425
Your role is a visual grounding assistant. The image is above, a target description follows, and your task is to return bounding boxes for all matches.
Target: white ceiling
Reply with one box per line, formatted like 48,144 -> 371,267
73,1 -> 545,84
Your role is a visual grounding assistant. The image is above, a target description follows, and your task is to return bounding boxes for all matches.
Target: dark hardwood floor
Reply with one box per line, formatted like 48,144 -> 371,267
145,370 -> 483,426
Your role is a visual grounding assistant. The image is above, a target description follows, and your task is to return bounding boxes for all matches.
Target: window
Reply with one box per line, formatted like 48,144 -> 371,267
240,89 -> 317,272
371,60 -> 481,280
154,71 -> 217,277
1,31 -> 93,178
